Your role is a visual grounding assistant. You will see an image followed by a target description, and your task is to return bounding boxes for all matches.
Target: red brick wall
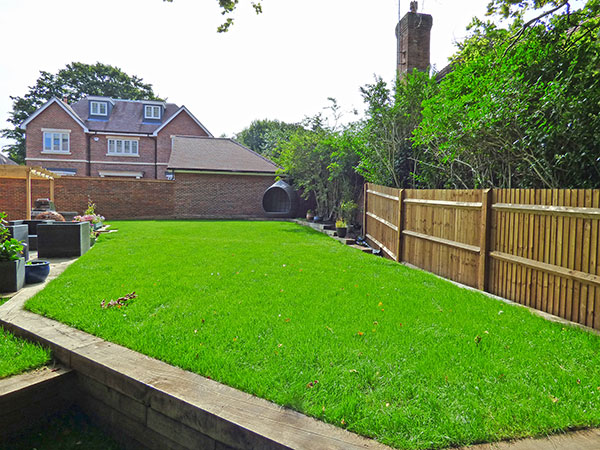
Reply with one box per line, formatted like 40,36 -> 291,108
89,135 -> 159,179
0,179 -> 27,221
1,173 -> 275,221
25,102 -> 88,176
174,173 -> 274,218
156,112 -> 209,167
0,177 -> 174,220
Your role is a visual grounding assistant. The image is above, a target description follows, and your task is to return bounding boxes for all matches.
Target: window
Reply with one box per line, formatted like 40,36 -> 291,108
90,101 -> 108,116
107,138 -> 139,156
144,105 -> 161,120
43,130 -> 70,153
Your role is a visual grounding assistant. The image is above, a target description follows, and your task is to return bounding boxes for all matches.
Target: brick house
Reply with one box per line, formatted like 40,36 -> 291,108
22,96 -> 212,180
168,136 -> 280,218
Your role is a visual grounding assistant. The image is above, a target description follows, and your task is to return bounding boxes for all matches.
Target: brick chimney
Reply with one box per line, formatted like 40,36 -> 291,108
395,1 -> 433,76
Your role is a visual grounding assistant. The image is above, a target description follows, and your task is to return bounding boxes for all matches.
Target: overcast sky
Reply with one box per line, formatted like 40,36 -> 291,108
0,0 -> 495,154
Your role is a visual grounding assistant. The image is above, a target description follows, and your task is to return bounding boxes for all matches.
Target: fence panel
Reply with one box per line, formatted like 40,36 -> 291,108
364,183 -> 401,260
402,189 -> 484,288
488,188 -> 600,329
363,183 -> 600,330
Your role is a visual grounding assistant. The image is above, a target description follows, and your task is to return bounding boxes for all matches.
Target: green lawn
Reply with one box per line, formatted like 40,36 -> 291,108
25,221 -> 600,449
0,329 -> 50,379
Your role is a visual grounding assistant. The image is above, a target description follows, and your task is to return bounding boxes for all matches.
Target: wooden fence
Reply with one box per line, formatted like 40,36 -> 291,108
363,183 -> 600,330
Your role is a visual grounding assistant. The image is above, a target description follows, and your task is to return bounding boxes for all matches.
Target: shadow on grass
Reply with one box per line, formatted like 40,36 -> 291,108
4,406 -> 123,450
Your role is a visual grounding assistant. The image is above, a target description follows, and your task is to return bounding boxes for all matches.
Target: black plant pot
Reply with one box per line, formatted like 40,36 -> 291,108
336,227 -> 347,238
25,260 -> 50,284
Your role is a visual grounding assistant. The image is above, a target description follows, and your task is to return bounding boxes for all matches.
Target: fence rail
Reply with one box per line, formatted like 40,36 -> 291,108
363,183 -> 600,330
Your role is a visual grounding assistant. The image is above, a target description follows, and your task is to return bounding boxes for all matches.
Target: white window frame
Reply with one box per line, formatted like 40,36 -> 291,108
90,101 -> 108,116
107,138 -> 139,156
144,105 -> 161,120
98,170 -> 143,179
42,129 -> 70,154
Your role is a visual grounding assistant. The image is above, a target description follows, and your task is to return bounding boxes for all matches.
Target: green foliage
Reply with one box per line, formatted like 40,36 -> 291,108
357,72 -> 438,188
163,0 -> 262,32
278,109 -> 363,219
339,200 -> 358,223
416,0 -> 600,188
0,212 -> 23,261
25,220 -> 600,449
356,0 -> 599,189
1,62 -> 161,164
234,119 -> 302,160
335,218 -> 347,228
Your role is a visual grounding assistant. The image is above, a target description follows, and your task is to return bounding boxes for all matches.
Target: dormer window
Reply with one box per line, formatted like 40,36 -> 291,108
144,105 -> 162,120
90,101 -> 108,116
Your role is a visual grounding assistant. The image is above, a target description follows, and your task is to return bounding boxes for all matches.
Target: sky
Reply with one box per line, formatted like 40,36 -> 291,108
0,0 -> 496,154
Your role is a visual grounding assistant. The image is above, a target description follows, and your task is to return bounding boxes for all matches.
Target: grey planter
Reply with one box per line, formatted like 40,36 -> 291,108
8,224 -> 29,261
37,222 -> 91,258
0,258 -> 25,293
9,220 -> 54,251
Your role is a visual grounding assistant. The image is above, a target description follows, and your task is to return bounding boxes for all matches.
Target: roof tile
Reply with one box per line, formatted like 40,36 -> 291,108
168,136 -> 279,173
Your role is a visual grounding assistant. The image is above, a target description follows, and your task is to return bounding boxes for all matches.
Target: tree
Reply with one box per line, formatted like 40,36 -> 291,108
1,62 -> 161,164
413,0 -> 600,188
278,115 -> 363,220
163,0 -> 262,32
234,119 -> 302,160
357,71 -> 437,188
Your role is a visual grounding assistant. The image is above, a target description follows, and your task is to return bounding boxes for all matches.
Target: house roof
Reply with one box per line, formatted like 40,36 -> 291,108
70,97 -> 211,135
168,136 -> 280,174
0,154 -> 17,165
21,96 -> 212,136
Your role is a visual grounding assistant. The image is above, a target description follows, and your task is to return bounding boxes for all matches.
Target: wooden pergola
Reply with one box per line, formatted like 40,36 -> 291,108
0,166 -> 60,219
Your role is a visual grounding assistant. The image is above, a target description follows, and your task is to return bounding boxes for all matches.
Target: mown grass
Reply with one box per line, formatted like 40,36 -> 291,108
0,329 -> 50,379
25,221 -> 600,449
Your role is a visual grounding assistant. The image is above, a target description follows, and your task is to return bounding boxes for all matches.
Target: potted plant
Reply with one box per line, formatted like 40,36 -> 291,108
306,209 -> 315,221
25,260 -> 51,284
335,219 -> 348,238
340,200 -> 358,231
0,212 -> 25,292
74,199 -> 105,230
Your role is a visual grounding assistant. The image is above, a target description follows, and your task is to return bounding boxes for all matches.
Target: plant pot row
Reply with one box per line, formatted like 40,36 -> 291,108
0,259 -> 50,293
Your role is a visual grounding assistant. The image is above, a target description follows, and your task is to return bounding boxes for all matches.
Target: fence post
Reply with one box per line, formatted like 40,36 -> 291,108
396,189 -> 405,262
363,183 -> 368,239
478,188 -> 492,291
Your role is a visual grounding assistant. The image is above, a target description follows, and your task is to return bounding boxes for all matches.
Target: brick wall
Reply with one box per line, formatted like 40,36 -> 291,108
0,179 -> 27,221
1,172 -> 275,221
89,135 -> 159,179
25,102 -> 88,176
0,177 -> 174,220
174,173 -> 275,219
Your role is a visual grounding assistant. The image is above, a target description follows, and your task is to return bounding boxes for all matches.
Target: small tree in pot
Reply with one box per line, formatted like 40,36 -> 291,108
0,212 -> 25,292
